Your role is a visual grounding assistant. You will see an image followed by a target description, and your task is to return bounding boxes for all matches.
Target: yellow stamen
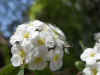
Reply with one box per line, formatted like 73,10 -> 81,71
37,38 -> 45,45
90,53 -> 96,57
24,32 -> 30,38
34,57 -> 43,64
53,54 -> 60,62
28,23 -> 34,26
53,30 -> 59,35
20,50 -> 26,59
92,68 -> 97,75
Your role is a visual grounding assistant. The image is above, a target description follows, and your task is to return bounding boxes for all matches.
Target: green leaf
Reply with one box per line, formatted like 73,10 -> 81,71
17,69 -> 24,75
0,64 -> 20,75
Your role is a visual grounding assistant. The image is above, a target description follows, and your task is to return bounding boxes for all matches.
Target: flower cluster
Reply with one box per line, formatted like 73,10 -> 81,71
80,33 -> 100,75
10,20 -> 68,71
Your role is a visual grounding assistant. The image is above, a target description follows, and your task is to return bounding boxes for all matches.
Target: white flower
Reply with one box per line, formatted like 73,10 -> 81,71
56,39 -> 65,48
28,56 -> 47,70
83,64 -> 100,75
28,20 -> 48,32
31,34 -> 46,47
11,54 -> 23,67
40,31 -> 55,48
80,48 -> 100,65
10,24 -> 38,45
31,30 -> 55,48
28,46 -> 48,70
49,49 -> 64,71
16,26 -> 33,40
48,24 -> 66,40
11,43 -> 33,64
10,34 -> 22,45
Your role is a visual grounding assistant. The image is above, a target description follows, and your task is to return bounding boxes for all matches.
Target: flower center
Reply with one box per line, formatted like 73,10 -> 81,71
53,54 -> 60,62
53,30 -> 59,35
28,23 -> 34,26
92,68 -> 97,75
37,38 -> 45,46
24,32 -> 30,38
34,57 -> 43,64
90,53 -> 96,57
20,50 -> 26,59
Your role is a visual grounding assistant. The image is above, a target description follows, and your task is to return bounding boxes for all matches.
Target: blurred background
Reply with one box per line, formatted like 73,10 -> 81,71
0,0 -> 100,75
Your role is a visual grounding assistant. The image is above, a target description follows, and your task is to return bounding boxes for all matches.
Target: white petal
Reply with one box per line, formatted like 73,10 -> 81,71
10,34 -> 23,45
32,20 -> 45,27
83,67 -> 92,75
97,72 -> 100,75
28,61 -> 47,70
95,54 -> 100,60
25,51 -> 34,64
86,58 -> 96,65
11,55 -> 23,67
31,31 -> 39,40
11,44 -> 20,55
45,35 -> 55,48
16,24 -> 28,32
48,24 -> 66,40
80,48 -> 94,61
50,60 -> 63,71
32,20 -> 45,31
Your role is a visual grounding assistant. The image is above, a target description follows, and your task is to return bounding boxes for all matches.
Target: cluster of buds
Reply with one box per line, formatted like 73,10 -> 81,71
80,33 -> 100,75
10,20 -> 69,71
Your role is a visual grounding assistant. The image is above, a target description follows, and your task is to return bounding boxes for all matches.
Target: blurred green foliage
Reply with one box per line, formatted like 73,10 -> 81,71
0,64 -> 19,75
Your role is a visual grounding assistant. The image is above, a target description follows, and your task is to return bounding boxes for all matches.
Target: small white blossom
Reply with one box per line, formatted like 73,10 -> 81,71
81,32 -> 100,75
10,27 -> 31,45
83,64 -> 100,75
28,46 -> 48,70
49,48 -> 63,71
11,54 -> 23,67
48,24 -> 66,40
80,48 -> 100,65
11,43 -> 34,64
